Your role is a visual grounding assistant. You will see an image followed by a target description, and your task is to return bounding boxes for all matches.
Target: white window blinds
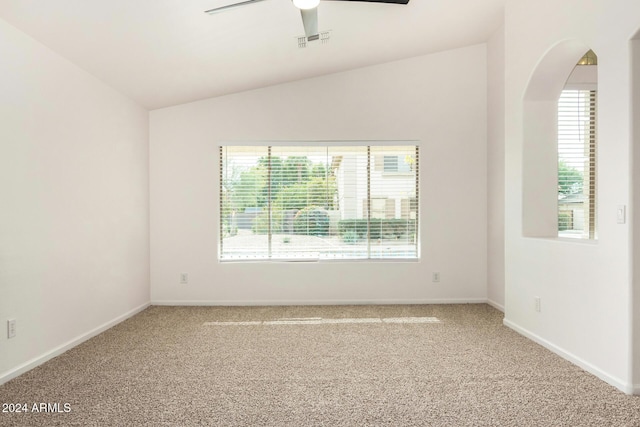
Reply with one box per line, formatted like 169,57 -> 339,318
557,89 -> 597,239
220,144 -> 419,261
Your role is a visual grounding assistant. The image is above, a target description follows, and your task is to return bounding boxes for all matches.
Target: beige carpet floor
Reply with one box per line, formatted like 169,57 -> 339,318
0,304 -> 639,426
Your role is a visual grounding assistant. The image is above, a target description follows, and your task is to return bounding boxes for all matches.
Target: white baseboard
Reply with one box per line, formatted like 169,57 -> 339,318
151,298 -> 489,306
0,302 -> 150,386
486,299 -> 505,312
503,318 -> 634,395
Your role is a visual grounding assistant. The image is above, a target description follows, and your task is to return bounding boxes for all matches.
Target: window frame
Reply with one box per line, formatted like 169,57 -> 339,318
219,141 -> 420,262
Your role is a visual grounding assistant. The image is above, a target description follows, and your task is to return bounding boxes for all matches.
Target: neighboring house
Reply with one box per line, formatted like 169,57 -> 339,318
558,193 -> 586,232
332,150 -> 417,222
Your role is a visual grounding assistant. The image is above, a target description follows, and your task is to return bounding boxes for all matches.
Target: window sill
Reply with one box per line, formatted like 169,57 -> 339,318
554,236 -> 598,244
523,235 -> 598,245
219,258 -> 421,264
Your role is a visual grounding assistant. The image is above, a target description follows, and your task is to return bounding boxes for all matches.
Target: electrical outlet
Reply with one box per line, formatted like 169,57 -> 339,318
180,273 -> 188,284
7,319 -> 16,339
534,297 -> 541,312
432,272 -> 440,283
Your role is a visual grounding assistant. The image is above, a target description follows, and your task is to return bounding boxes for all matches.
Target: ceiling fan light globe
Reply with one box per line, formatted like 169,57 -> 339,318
292,0 -> 320,10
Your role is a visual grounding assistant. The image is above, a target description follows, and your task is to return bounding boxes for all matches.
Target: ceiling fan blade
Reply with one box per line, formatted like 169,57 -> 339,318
204,0 -> 270,15
322,0 -> 409,3
300,7 -> 319,40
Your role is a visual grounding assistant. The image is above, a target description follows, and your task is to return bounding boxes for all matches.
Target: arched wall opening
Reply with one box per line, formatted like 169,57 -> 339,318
522,40 -> 593,237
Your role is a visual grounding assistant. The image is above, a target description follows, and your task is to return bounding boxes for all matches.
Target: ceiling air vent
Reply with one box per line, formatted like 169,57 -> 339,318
297,31 -> 331,48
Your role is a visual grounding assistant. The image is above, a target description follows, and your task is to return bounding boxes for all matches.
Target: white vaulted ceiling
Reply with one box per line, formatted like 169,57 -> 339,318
0,0 -> 505,109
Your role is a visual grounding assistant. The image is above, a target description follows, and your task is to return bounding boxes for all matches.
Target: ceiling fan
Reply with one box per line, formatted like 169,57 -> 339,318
205,0 -> 410,42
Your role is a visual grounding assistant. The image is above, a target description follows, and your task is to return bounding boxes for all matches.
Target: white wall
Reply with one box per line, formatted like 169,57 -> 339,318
502,0 -> 640,393
0,18 -> 150,383
631,35 -> 640,391
487,25 -> 505,311
150,45 -> 488,305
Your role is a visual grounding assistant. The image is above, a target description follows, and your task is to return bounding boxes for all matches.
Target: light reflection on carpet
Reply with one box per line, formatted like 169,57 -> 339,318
203,317 -> 441,326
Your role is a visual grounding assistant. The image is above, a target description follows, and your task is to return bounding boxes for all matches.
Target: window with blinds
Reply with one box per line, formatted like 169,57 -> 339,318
219,144 -> 419,261
557,89 -> 597,239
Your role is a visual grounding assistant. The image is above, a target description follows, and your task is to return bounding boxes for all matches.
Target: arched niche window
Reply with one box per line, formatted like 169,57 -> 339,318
522,41 -> 598,240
